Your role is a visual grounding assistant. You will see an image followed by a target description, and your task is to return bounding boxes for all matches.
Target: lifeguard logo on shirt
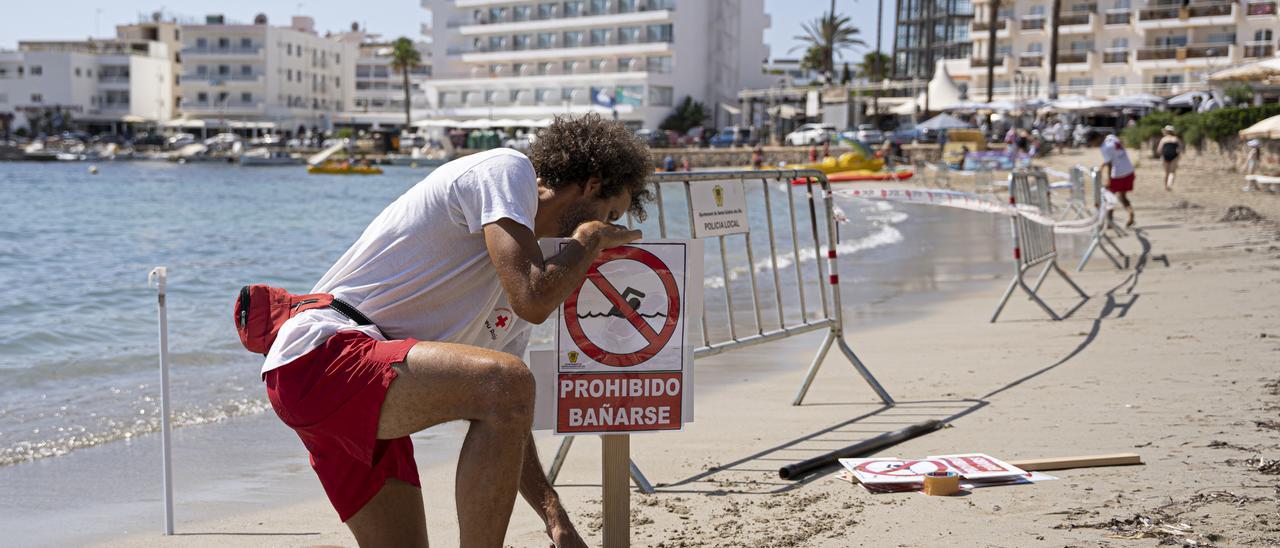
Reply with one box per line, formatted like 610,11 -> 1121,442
484,307 -> 514,343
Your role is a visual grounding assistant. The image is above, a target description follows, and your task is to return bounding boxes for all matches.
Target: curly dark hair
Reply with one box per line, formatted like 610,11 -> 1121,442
528,113 -> 654,221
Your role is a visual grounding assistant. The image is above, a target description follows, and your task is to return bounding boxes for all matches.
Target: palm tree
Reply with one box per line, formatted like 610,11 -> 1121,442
389,37 -> 422,128
791,11 -> 867,82
857,51 -> 891,81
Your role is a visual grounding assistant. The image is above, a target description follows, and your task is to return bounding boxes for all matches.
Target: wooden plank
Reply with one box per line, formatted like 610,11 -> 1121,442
601,435 -> 630,548
1007,453 -> 1142,471
833,453 -> 1143,485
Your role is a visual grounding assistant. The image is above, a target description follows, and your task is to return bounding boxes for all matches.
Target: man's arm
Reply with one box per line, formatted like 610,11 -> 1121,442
519,434 -> 586,548
484,218 -> 640,324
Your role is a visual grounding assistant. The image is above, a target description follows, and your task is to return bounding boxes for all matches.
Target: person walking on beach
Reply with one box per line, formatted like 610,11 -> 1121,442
1242,139 -> 1262,191
1090,131 -> 1136,227
261,113 -> 650,547
1156,125 -> 1183,191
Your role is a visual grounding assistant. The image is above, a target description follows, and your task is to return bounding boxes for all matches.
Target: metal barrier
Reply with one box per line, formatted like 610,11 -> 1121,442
1062,166 -> 1092,220
990,169 -> 1089,322
1076,167 -> 1130,271
547,169 -> 897,490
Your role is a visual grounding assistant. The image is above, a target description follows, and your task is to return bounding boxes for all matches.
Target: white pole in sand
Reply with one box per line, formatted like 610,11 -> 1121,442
148,267 -> 175,535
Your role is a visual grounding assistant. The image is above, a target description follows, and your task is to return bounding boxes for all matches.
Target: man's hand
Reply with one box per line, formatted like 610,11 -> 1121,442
572,221 -> 642,254
485,219 -> 641,324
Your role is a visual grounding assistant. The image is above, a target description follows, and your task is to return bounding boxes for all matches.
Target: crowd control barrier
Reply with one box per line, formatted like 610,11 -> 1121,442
990,169 -> 1089,322
547,169 -> 897,490
1076,167 -> 1130,272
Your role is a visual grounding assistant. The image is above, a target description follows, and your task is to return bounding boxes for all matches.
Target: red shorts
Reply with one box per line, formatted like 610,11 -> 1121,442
265,330 -> 420,521
1109,172 -> 1135,193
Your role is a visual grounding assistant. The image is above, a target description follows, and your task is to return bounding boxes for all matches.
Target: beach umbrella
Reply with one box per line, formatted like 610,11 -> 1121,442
1102,95 -> 1163,109
1209,57 -> 1280,84
1167,91 -> 1212,109
917,113 -> 975,130
1048,95 -> 1105,112
1239,114 -> 1280,140
941,101 -> 988,113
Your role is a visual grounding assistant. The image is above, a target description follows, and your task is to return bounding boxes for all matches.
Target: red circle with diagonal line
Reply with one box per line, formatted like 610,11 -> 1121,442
564,246 -> 681,367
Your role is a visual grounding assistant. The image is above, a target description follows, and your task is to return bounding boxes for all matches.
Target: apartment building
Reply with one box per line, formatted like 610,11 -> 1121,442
177,14 -> 356,133
115,17 -> 184,119
0,39 -> 174,134
965,0 -> 1280,98
420,0 -> 772,129
334,35 -> 433,129
893,0 -> 975,80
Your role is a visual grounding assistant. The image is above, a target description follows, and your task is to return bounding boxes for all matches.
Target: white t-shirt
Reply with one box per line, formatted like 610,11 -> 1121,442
261,148 -> 536,375
1100,134 -> 1134,178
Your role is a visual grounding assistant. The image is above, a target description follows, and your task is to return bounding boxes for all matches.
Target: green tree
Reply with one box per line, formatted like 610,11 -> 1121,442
659,96 -> 709,134
799,44 -> 826,74
1224,84 -> 1254,106
791,11 -> 867,79
389,37 -> 422,128
858,51 -> 892,81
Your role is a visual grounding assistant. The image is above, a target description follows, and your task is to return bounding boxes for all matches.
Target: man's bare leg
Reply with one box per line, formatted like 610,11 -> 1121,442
346,341 -> 535,548
346,479 -> 429,547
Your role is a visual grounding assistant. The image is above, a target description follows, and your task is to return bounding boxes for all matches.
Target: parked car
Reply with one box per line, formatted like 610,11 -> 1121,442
886,124 -> 919,145
709,126 -> 753,148
785,123 -> 836,146
852,124 -> 884,144
635,128 -> 669,148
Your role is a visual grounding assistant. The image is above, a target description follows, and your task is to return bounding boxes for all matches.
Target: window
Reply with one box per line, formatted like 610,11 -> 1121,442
1206,32 -> 1235,45
618,56 -> 635,71
217,91 -> 229,103
536,88 -> 556,103
197,38 -> 208,49
589,59 -> 605,72
240,92 -> 252,103
514,5 -> 532,20
562,88 -> 577,101
1111,38 -> 1128,49
31,93 -> 43,103
564,1 -> 584,17
490,63 -> 504,75
485,90 -> 502,103
30,65 -> 42,76
372,66 -> 389,78
1153,74 -> 1184,84
618,0 -> 637,12
218,64 -> 230,75
514,34 -> 531,50
538,3 -> 557,19
1067,77 -> 1092,87
649,0 -> 675,9
1256,30 -> 1274,42
1027,43 -> 1043,53
356,65 -> 371,77
513,62 -> 528,75
563,31 -> 584,47
563,60 -> 579,73
590,28 -> 610,46
75,68 -> 81,77
240,37 -> 252,49
645,56 -> 672,73
538,61 -> 554,74
197,92 -> 208,103
240,65 -> 252,75
537,32 -> 556,48
589,0 -> 608,15
618,26 -> 641,44
648,85 -> 673,106
488,7 -> 506,22
488,35 -> 507,50
645,24 -> 672,43
1109,76 -> 1127,86
218,37 -> 230,49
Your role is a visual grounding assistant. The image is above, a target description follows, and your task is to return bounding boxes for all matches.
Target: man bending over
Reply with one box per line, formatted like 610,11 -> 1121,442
261,114 -> 654,546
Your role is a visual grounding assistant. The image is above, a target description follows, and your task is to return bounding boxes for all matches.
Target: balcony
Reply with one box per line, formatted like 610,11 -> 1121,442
1018,53 -> 1044,68
1135,43 -> 1233,69
1058,12 -> 1093,34
1243,42 -> 1276,58
450,1 -> 673,29
1137,2 -> 1235,29
180,101 -> 264,115
452,35 -> 673,62
972,19 -> 1006,32
1104,9 -> 1131,25
181,73 -> 265,86
181,46 -> 263,57
969,55 -> 1005,68
1103,48 -> 1130,64
1020,17 -> 1045,31
1056,50 -> 1092,71
1245,1 -> 1278,16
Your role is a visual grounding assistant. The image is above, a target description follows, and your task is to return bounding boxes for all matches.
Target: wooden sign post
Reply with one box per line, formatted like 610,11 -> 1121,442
601,434 -> 630,548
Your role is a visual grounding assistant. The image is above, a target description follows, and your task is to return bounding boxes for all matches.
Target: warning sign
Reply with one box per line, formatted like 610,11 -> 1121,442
839,453 -> 1026,486
688,180 -> 749,238
551,240 -> 703,435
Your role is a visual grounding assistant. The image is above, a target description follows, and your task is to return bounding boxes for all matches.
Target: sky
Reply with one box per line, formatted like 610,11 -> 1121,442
0,0 -> 894,63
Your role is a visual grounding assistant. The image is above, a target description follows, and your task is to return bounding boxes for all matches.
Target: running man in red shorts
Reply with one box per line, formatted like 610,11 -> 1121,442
262,114 -> 653,547
1089,130 -> 1136,228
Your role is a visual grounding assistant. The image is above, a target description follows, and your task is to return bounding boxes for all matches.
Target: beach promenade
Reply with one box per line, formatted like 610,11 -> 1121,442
95,149 -> 1280,547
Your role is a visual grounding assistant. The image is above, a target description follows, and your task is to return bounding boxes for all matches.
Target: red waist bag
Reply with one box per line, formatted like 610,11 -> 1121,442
233,284 -> 378,355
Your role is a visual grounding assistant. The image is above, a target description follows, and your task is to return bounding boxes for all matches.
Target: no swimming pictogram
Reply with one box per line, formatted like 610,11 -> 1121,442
563,246 -> 681,368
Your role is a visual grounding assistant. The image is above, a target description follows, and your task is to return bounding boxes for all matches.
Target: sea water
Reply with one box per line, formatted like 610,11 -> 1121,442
0,160 -> 994,469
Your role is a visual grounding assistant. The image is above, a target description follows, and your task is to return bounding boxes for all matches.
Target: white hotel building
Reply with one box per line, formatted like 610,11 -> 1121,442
420,0 -> 772,128
176,15 -> 357,134
965,0 -> 1280,98
0,39 -> 174,134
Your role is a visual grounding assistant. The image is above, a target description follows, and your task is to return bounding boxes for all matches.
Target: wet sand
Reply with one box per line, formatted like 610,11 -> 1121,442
49,149 -> 1280,545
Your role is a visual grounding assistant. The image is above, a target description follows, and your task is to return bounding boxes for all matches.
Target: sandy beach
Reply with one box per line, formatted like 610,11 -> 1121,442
49,149 -> 1280,546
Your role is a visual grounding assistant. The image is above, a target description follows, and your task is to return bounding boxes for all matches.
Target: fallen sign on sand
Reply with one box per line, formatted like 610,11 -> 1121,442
835,453 -> 1143,494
